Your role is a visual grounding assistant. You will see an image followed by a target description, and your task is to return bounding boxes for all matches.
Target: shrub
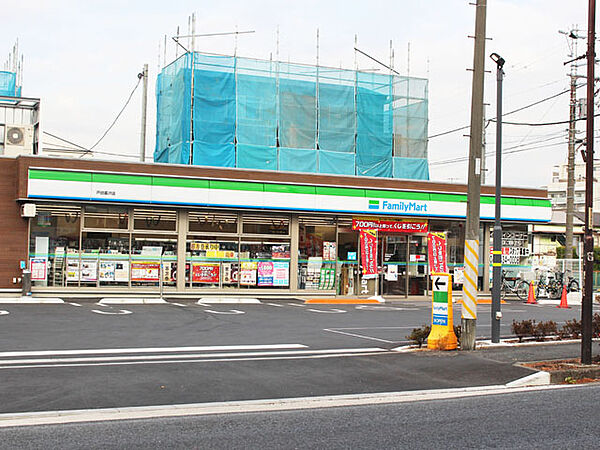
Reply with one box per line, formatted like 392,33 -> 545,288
406,325 -> 431,348
512,319 -> 535,342
534,321 -> 558,341
560,318 -> 582,339
593,313 -> 600,338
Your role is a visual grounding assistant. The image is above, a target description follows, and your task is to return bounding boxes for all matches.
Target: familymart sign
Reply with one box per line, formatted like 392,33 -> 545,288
27,169 -> 552,222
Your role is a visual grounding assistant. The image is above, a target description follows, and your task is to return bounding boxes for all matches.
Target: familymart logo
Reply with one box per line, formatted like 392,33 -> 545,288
368,199 -> 428,213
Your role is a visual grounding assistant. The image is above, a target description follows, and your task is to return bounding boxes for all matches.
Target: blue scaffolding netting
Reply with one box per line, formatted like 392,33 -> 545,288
155,52 -> 429,180
0,71 -> 20,97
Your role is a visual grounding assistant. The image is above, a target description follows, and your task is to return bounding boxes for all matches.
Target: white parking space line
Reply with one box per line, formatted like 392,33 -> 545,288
204,309 -> 245,315
324,326 -> 414,344
67,302 -> 81,307
307,308 -> 346,314
0,310 -> 9,316
170,303 -> 187,307
0,348 -> 387,370
0,344 -> 308,358
355,305 -> 418,311
91,309 -> 132,315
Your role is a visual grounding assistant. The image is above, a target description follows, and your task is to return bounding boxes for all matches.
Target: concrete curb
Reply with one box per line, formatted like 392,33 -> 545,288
197,297 -> 261,304
0,383 -> 575,428
0,297 -> 64,304
98,298 -> 168,305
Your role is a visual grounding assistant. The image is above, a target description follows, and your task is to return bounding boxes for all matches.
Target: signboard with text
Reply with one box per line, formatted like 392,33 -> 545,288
360,229 -> 378,277
353,218 -> 428,233
427,232 -> 448,274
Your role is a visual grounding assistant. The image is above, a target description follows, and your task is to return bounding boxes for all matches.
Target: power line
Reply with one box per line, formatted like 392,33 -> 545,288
494,112 -> 600,127
80,76 -> 142,157
428,84 -> 583,139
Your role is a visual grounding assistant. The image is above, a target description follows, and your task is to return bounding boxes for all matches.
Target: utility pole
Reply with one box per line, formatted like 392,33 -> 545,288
490,53 -> 505,344
562,28 -> 583,259
139,64 -> 148,163
582,0 -> 595,365
462,0 -> 487,350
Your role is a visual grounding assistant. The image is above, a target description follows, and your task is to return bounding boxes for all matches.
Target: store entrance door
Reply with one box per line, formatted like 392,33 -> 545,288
381,233 -> 428,297
381,234 -> 407,296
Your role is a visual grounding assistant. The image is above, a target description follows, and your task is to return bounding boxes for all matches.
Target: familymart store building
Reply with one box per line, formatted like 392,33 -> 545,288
2,156 -> 552,296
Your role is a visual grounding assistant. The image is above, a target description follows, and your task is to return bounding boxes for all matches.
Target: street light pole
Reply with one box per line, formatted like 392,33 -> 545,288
490,53 -> 505,344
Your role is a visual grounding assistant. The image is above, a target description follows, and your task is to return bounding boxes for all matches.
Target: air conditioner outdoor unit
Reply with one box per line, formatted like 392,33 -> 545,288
3,124 -> 34,157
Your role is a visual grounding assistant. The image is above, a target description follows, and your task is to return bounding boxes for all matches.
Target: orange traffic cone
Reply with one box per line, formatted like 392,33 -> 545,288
557,284 -> 569,308
526,281 -> 537,304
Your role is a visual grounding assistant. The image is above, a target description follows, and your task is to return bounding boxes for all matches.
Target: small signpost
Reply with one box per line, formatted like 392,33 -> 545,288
427,273 -> 458,350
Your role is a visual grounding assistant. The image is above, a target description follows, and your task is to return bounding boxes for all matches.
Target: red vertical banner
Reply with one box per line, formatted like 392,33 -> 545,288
360,229 -> 378,277
427,232 -> 448,274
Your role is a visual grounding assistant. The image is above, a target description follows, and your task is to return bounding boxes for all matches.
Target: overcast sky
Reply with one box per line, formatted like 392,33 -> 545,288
1,0 -> 594,188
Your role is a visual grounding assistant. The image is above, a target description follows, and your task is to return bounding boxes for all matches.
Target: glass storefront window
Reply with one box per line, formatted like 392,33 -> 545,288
84,205 -> 129,230
337,229 -> 358,295
131,234 -> 177,287
29,205 -> 81,287
239,240 -> 290,289
80,232 -> 130,286
187,238 -> 239,289
242,215 -> 289,235
189,211 -> 237,233
134,208 -> 177,232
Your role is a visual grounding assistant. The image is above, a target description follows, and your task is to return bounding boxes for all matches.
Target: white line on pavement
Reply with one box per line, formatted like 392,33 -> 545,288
0,349 -> 388,370
323,327 -> 413,344
91,309 -> 132,315
0,310 -> 9,316
204,309 -> 245,315
307,308 -> 346,314
0,344 -> 307,358
170,303 -> 187,307
67,302 -> 81,307
0,348 -> 386,366
265,303 -> 285,307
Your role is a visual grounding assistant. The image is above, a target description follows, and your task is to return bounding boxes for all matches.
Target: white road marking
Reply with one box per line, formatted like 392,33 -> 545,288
197,302 -> 209,306
0,348 -> 386,366
324,326 -> 415,344
67,302 -> 81,307
307,308 -> 346,314
0,348 -> 388,369
355,305 -> 418,311
288,303 -> 305,307
0,310 -> 9,316
91,309 -> 132,315
170,303 -> 187,307
266,303 -> 285,307
0,344 -> 307,358
204,309 -> 245,315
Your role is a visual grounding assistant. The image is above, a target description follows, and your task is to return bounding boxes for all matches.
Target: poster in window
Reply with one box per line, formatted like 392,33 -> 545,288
273,261 -> 289,286
257,261 -> 274,286
66,258 -> 80,281
114,261 -> 130,282
131,262 -> 160,281
30,258 -> 47,281
80,260 -> 98,282
240,261 -> 257,285
192,263 -> 220,283
99,261 -> 116,281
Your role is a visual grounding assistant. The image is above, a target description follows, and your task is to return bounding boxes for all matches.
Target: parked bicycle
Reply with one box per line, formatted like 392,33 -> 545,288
499,270 -> 529,300
555,270 -> 580,293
